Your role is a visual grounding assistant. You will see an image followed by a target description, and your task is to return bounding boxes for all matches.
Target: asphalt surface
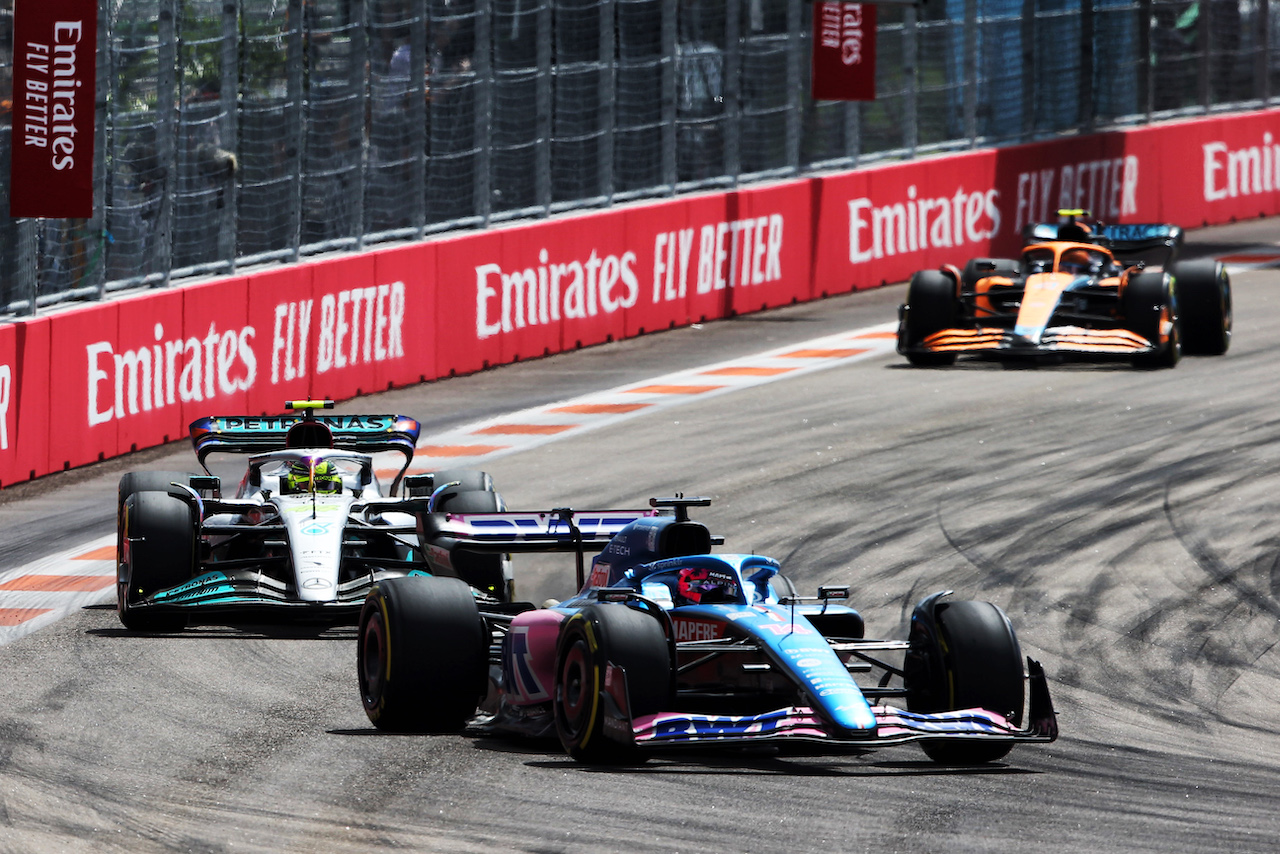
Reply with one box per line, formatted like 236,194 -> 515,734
1,220 -> 1279,853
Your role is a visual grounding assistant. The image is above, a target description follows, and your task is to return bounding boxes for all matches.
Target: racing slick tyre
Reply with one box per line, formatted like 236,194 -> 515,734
961,258 -> 1020,289
903,270 -> 959,367
425,469 -> 498,503
118,491 -> 197,632
358,576 -> 488,732
1123,271 -> 1181,369
554,604 -> 673,764
438,489 -> 514,601
904,599 -> 1025,765
1174,258 -> 1231,356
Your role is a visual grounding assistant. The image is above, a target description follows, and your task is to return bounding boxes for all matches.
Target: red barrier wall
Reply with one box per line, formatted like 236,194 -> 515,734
2,109 -> 1278,486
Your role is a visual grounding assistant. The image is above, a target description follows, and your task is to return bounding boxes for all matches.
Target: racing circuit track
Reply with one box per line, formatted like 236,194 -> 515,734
2,220 -> 1280,853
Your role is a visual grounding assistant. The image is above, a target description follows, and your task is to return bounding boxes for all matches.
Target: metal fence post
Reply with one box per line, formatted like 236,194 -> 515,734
598,0 -> 616,203
351,0 -> 368,250
660,0 -> 678,192
156,0 -> 178,286
1021,0 -> 1036,140
473,0 -> 492,227
1080,0 -> 1094,131
536,0 -> 553,215
411,0 -> 427,238
723,0 -> 741,183
963,0 -> 977,145
91,0 -> 110,299
784,0 -> 802,172
904,2 -> 918,155
287,0 -> 305,262
220,0 -> 240,270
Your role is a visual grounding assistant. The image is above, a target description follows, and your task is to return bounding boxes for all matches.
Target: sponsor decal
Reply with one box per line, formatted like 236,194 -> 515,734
1014,156 -> 1139,226
301,577 -> 332,590
505,626 -> 550,702
0,364 -> 10,451
10,1 -> 97,218
758,622 -> 814,636
810,3 -> 876,102
312,283 -> 406,376
651,214 -> 784,301
87,322 -> 257,426
300,521 -> 332,536
426,544 -> 453,570
587,563 -> 611,588
673,618 -> 723,642
1203,134 -> 1279,202
849,185 -> 1001,264
212,414 -> 394,432
476,249 -> 640,339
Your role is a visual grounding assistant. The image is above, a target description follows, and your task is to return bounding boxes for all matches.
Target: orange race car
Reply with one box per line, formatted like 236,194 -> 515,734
896,210 -> 1232,368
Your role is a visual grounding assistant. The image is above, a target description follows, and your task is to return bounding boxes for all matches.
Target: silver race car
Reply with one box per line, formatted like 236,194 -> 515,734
116,400 -> 510,632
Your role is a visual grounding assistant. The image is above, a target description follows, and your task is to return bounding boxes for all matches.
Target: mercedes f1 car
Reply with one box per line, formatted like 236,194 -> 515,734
116,400 -> 510,632
897,210 -> 1232,367
357,497 -> 1058,765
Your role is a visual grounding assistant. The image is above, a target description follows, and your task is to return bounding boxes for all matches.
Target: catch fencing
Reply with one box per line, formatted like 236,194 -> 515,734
0,0 -> 1272,316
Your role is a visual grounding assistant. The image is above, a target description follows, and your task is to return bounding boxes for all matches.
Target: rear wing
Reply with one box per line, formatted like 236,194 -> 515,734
419,509 -> 656,553
1021,221 -> 1183,264
190,413 -> 422,473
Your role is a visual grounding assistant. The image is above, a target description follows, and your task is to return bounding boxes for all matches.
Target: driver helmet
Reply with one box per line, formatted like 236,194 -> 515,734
1060,248 -> 1093,276
677,566 -> 739,605
283,459 -> 342,495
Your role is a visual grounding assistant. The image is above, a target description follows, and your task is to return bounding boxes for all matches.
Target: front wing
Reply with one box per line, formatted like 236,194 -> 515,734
122,568 -> 426,625
621,659 -> 1057,752
910,325 -> 1155,357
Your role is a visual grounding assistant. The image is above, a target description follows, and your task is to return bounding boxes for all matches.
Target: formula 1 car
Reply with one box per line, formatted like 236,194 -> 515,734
116,400 -> 510,632
897,210 -> 1232,367
357,497 -> 1058,765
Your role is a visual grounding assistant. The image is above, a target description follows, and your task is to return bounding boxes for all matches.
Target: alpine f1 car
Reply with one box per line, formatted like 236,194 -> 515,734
897,210 -> 1232,367
357,497 -> 1058,765
116,400 -> 510,632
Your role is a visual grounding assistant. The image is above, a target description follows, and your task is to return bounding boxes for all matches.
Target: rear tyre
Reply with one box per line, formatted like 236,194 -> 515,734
554,604 -> 672,764
903,270 -> 958,367
358,576 -> 488,732
118,491 -> 196,632
1123,271 -> 1181,369
436,489 -> 514,601
905,600 -> 1025,765
427,469 -> 497,502
1174,258 -> 1231,356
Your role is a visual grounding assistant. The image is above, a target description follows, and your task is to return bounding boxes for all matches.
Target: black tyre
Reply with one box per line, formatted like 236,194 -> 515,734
961,257 -> 1020,289
358,576 -> 488,732
554,604 -> 673,764
1123,271 -> 1181,368
1174,258 -> 1231,356
427,469 -> 497,503
117,491 -> 197,632
437,489 -> 513,601
905,600 -> 1025,765
903,270 -> 958,367
117,471 -> 198,552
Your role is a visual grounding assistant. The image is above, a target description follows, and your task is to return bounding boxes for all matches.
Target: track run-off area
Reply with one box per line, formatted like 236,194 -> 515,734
0,220 -> 1279,852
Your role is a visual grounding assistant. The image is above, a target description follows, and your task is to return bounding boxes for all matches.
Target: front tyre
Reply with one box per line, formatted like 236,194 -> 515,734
1123,271 -> 1181,369
358,576 -> 488,732
905,599 -> 1025,765
902,270 -> 959,367
118,491 -> 196,632
554,604 -> 672,764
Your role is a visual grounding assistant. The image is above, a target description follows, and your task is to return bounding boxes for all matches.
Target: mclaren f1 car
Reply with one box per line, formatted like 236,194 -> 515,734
897,210 -> 1232,367
356,497 -> 1058,765
116,400 -> 510,632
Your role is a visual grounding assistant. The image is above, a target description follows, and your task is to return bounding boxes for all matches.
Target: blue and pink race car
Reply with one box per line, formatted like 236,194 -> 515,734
357,497 -> 1057,765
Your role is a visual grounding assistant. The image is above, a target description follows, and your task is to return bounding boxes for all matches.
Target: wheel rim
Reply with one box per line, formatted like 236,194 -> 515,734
558,638 -> 592,739
360,610 -> 389,711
